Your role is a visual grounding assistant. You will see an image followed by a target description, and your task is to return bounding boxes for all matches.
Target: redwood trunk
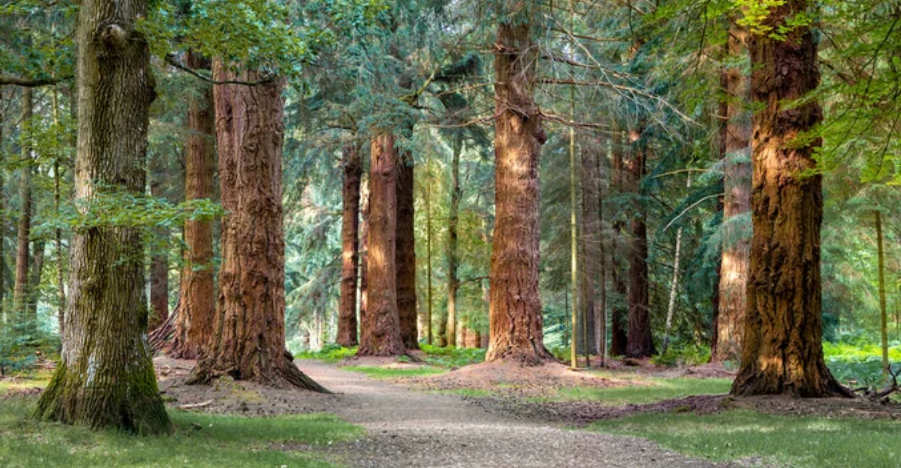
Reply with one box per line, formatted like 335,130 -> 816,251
486,18 -> 553,365
337,144 -> 362,348
171,50 -> 216,358
14,88 -> 33,328
356,134 -> 405,357
609,132 -> 628,356
35,0 -> 172,433
446,138 -> 462,347
625,131 -> 653,358
396,151 -> 419,349
731,0 -> 850,397
191,61 -> 326,391
713,20 -> 752,363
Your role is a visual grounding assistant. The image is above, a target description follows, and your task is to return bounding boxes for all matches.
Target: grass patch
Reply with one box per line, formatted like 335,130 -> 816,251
296,344 -> 358,364
0,397 -> 362,468
0,369 -> 53,394
589,409 -> 901,468
418,344 -> 486,368
557,371 -> 732,405
342,366 -> 446,379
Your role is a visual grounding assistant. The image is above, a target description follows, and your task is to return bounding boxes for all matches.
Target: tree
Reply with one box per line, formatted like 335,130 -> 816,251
446,137 -> 462,348
13,88 -> 33,328
609,131 -> 628,356
34,0 -> 172,433
713,19 -> 751,363
625,129 -> 653,358
190,61 -> 325,391
396,150 -> 419,349
171,50 -> 216,358
485,10 -> 554,365
731,0 -> 851,397
357,133 -> 406,357
337,144 -> 362,347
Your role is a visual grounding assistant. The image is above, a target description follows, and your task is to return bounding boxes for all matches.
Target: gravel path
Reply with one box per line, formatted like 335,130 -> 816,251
299,360 -> 737,468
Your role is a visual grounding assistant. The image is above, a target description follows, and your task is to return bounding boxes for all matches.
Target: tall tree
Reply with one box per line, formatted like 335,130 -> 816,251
171,50 -> 216,358
731,0 -> 851,397
446,138 -> 462,348
190,61 -> 325,391
625,129 -> 653,358
34,0 -> 172,433
148,173 -> 168,331
609,131 -> 628,356
485,10 -> 553,365
580,143 -> 601,356
13,88 -> 33,328
713,19 -> 751,363
396,150 -> 418,349
357,133 -> 405,356
337,143 -> 362,347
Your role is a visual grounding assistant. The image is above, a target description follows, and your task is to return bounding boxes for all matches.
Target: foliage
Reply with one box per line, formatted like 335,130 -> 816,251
590,409 -> 901,468
0,327 -> 59,376
0,398 -> 361,468
418,344 -> 486,368
823,340 -> 901,386
296,344 -> 359,364
651,343 -> 712,367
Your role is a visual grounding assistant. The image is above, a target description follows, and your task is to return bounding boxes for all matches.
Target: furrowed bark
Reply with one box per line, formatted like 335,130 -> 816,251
35,0 -> 172,434
337,144 -> 362,348
396,149 -> 419,349
609,131 -> 628,356
446,138 -> 462,348
625,130 -> 653,358
14,88 -> 33,330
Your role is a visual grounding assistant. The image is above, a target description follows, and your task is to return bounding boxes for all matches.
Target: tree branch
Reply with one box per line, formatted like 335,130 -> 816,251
0,75 -> 72,87
164,54 -> 275,86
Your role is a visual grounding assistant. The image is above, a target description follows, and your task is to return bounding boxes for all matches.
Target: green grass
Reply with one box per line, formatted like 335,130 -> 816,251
296,344 -> 359,364
0,397 -> 362,468
589,409 -> 901,468
556,371 -> 732,405
0,369 -> 52,394
341,365 -> 447,379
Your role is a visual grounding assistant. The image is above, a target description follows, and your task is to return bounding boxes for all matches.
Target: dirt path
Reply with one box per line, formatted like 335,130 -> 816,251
299,360 -> 739,468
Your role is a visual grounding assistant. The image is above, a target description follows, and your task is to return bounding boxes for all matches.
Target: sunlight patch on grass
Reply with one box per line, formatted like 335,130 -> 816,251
342,366 -> 447,379
0,397 -> 362,468
557,374 -> 732,406
0,369 -> 53,395
589,409 -> 901,468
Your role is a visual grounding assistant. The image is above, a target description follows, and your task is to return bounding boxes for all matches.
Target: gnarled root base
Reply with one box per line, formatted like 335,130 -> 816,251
35,362 -> 173,435
485,343 -> 556,367
731,364 -> 855,398
188,350 -> 331,393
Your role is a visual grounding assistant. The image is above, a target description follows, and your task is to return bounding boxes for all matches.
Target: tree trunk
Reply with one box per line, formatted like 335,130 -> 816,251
446,138 -> 462,347
396,151 -> 419,349
731,0 -> 850,397
485,18 -> 553,365
171,50 -> 216,358
877,210 -> 888,376
14,88 -> 33,329
625,130 -> 653,358
337,144 -> 362,347
28,240 -> 45,322
713,19 -> 752,363
580,144 -> 601,356
190,61 -> 326,392
0,87 -> 5,326
356,133 -> 405,357
359,177 -> 370,334
35,0 -> 172,433
425,155 -> 434,345
149,241 -> 168,330
609,131 -> 628,356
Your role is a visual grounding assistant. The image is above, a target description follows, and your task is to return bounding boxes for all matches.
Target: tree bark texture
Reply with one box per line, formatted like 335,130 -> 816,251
609,132 -> 628,356
731,0 -> 850,397
357,134 -> 405,357
396,151 -> 419,349
446,138 -> 462,347
625,131 -> 653,358
580,144 -> 601,355
14,88 -> 33,329
337,144 -> 362,347
171,50 -> 216,358
359,178 -> 370,334
486,19 -> 553,365
191,61 -> 326,392
148,236 -> 168,330
714,20 -> 752,363
35,0 -> 172,433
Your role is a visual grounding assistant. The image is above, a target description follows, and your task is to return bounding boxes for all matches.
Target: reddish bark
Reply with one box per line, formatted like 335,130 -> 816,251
337,144 -> 362,347
171,50 -> 216,358
625,131 -> 653,358
356,134 -> 405,357
485,19 -> 554,365
396,152 -> 419,349
731,0 -> 850,397
609,131 -> 629,357
190,61 -> 325,391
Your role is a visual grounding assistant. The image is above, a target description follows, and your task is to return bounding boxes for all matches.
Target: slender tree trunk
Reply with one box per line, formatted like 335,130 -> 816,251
0,86 -> 6,326
52,86 -> 67,339
14,88 -> 33,329
357,134 -> 405,357
713,19 -> 752,363
598,138 -> 608,366
732,0 -> 850,397
661,176 -> 691,354
337,144 -> 362,347
28,240 -> 45,321
877,210 -> 888,376
625,130 -> 653,358
580,144 -> 601,356
148,236 -> 168,330
425,155 -> 434,345
570,124 -> 579,368
190,61 -> 326,392
171,50 -> 216,358
359,178 -> 370,334
486,17 -> 553,365
35,0 -> 172,433
396,150 -> 419,349
446,138 -> 462,347
609,131 -> 628,356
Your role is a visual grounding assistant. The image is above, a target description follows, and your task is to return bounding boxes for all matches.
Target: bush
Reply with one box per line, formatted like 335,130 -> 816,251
652,344 -> 711,367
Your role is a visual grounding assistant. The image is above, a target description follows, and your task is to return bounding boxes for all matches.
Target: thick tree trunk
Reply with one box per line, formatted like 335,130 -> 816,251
446,138 -> 462,347
171,50 -> 216,358
625,131 -> 653,358
190,61 -> 326,392
14,88 -> 33,329
356,134 -> 405,357
35,0 -> 172,433
713,20 -> 752,363
731,0 -> 850,397
396,151 -> 419,349
485,19 -> 553,365
337,144 -> 362,347
609,132 -> 628,356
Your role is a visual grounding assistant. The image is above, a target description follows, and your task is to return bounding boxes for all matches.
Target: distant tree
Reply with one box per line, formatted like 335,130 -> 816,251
337,144 -> 362,347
